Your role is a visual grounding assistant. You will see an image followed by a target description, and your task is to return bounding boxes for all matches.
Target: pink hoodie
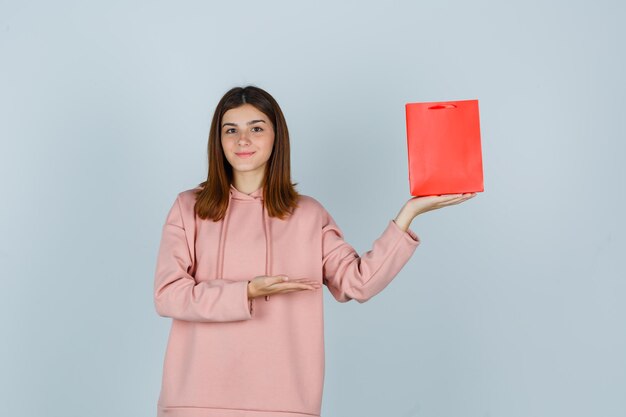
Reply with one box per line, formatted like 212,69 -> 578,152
154,183 -> 421,417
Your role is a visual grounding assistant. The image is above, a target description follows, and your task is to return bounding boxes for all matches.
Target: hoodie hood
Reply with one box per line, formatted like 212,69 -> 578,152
228,183 -> 264,201
217,183 -> 272,303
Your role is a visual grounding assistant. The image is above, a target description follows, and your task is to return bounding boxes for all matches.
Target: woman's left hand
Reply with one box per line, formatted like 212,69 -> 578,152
394,192 -> 477,232
406,192 -> 477,217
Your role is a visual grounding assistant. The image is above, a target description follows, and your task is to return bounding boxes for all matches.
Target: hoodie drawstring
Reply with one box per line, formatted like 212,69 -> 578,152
216,193 -> 230,283
217,187 -> 272,303
262,205 -> 271,301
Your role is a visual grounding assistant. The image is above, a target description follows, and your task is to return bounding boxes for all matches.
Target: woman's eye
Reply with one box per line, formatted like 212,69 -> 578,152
252,126 -> 263,132
225,128 -> 235,134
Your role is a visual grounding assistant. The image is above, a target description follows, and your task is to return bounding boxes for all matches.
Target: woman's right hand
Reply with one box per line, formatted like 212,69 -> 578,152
247,275 -> 321,299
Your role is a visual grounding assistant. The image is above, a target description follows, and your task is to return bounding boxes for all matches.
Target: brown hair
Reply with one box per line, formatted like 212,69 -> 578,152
193,85 -> 300,221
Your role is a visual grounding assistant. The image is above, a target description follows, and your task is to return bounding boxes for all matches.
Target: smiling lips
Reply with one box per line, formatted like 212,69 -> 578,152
235,152 -> 255,158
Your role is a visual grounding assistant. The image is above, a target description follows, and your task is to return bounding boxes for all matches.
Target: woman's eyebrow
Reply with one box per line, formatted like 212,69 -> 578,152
222,120 -> 266,127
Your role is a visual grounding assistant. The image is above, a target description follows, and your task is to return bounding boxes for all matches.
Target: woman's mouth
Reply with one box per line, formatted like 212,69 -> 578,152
235,152 -> 255,158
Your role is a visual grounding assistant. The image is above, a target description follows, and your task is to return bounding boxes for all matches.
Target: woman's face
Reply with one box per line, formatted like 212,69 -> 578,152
221,103 -> 275,179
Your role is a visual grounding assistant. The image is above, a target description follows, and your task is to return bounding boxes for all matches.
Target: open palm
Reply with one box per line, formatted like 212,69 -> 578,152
406,192 -> 477,216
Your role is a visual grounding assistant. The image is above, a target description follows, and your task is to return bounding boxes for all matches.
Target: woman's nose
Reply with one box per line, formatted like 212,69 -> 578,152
237,133 -> 251,145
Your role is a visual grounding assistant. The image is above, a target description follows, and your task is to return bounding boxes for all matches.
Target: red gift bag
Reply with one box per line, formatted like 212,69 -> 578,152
405,99 -> 484,197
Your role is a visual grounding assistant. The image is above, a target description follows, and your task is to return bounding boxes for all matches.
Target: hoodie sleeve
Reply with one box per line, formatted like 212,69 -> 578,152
321,208 -> 421,303
153,195 -> 254,322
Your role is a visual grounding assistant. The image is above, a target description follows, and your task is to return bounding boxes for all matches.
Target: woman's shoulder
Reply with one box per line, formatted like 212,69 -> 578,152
296,193 -> 331,215
168,185 -> 202,215
295,193 -> 340,228
177,185 -> 202,201
296,193 -> 321,208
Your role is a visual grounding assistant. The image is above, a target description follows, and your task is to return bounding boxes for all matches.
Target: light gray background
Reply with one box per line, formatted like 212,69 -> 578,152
1,1 -> 624,416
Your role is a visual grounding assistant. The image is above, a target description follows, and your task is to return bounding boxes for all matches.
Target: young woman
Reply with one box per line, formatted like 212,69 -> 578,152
153,85 -> 476,417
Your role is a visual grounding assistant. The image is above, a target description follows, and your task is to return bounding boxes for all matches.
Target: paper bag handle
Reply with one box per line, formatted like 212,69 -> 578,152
428,104 -> 457,110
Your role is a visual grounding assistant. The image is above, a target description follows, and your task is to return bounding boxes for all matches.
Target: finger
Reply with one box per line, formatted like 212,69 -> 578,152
459,193 -> 477,201
267,275 -> 289,286
272,281 -> 320,289
284,286 -> 319,293
431,193 -> 476,209
435,195 -> 463,204
442,192 -> 477,198
292,279 -> 320,284
437,197 -> 468,207
287,283 -> 320,288
275,286 -> 320,295
446,197 -> 470,205
285,278 -> 320,286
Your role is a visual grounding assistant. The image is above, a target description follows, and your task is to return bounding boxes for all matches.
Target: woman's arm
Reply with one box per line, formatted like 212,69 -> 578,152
321,208 -> 420,304
153,196 -> 254,322
322,192 -> 477,304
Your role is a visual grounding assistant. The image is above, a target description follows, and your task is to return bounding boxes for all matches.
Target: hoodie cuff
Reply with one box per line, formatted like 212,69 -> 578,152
246,280 -> 255,317
390,219 -> 421,245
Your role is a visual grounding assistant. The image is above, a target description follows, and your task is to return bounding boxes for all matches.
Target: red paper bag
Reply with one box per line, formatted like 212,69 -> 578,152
405,99 -> 484,197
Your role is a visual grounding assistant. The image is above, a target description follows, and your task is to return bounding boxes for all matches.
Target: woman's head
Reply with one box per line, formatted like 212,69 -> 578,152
220,103 -> 275,184
195,85 -> 300,221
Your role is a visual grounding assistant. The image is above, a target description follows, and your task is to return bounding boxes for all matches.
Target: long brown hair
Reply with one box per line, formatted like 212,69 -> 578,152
194,85 -> 300,221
